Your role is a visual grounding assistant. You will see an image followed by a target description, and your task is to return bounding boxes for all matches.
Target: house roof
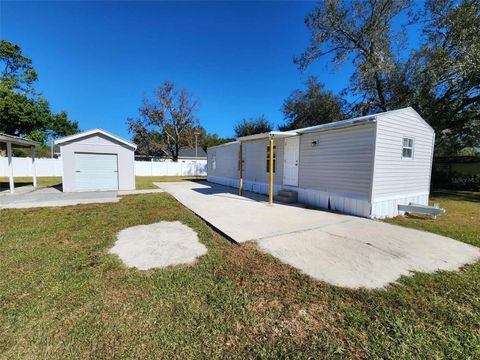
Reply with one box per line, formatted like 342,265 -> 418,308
207,141 -> 239,150
54,128 -> 137,150
0,133 -> 40,148
236,131 -> 298,142
178,147 -> 207,158
295,115 -> 376,134
235,107 -> 424,142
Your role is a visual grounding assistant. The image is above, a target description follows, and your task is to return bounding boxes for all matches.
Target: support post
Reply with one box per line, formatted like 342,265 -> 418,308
239,142 -> 243,195
269,137 -> 274,204
6,142 -> 14,193
32,147 -> 37,188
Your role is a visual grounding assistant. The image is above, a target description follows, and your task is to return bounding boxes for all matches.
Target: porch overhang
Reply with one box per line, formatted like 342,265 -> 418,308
236,131 -> 298,142
236,131 -> 298,204
0,133 -> 40,194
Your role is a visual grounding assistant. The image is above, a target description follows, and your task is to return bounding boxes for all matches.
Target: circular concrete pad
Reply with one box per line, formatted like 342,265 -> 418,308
110,221 -> 207,270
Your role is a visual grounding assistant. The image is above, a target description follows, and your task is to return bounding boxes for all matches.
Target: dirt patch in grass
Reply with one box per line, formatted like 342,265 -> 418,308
136,176 -> 206,189
1,191 -> 479,359
110,221 -> 207,270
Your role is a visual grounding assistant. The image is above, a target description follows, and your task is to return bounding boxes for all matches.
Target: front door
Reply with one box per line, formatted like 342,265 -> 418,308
283,136 -> 299,186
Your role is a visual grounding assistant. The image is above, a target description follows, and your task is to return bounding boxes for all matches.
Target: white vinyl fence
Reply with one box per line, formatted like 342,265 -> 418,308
0,157 -> 207,177
134,160 -> 207,176
0,157 -> 63,177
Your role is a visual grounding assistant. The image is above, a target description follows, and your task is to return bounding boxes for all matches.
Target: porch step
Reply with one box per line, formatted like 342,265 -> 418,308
274,190 -> 298,203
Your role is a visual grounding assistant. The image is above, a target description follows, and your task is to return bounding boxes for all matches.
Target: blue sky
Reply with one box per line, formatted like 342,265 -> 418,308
1,1 -> 415,139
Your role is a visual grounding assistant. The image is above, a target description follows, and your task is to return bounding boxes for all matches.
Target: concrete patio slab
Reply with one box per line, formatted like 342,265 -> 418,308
156,181 -> 480,289
0,186 -> 164,209
0,185 -> 36,195
0,187 -> 118,209
155,181 -> 353,243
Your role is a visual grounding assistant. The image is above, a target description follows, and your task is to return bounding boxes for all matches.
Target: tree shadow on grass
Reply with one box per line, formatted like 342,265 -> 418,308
431,190 -> 480,203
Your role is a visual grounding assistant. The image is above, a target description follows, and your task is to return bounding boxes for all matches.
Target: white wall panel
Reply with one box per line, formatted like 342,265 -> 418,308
0,157 -> 206,177
372,108 -> 434,200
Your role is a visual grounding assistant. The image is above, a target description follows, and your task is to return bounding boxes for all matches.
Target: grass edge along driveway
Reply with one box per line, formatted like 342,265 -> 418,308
0,190 -> 479,359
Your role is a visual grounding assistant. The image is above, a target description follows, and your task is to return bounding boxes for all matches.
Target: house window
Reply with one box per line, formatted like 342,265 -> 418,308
402,137 -> 414,158
212,153 -> 216,170
266,144 -> 276,173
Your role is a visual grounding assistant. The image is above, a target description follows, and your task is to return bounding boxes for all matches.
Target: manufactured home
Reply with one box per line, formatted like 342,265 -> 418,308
207,107 -> 435,218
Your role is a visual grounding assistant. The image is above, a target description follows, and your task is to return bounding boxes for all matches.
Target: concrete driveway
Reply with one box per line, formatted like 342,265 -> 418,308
156,181 -> 480,289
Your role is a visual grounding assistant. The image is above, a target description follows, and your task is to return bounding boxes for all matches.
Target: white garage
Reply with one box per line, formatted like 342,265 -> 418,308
55,129 -> 137,192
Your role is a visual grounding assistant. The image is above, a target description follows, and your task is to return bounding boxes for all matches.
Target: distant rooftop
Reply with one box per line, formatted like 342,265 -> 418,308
178,147 -> 207,158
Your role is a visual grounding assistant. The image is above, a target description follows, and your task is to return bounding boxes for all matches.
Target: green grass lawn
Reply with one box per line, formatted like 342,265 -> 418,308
385,190 -> 480,247
0,176 -> 62,189
0,176 -> 205,191
0,191 -> 479,359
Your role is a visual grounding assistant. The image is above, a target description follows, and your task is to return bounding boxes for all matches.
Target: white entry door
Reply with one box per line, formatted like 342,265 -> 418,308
283,136 -> 300,186
75,153 -> 118,192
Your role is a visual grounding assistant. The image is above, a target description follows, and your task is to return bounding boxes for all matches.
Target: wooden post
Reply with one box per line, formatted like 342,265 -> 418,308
7,142 -> 14,193
32,147 -> 37,188
239,142 -> 243,195
269,137 -> 274,204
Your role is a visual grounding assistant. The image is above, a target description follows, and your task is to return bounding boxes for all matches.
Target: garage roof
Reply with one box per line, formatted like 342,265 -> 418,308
55,128 -> 137,150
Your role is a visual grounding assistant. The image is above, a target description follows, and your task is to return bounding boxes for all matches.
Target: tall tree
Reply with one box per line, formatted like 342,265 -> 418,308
280,77 -> 346,131
296,0 -> 412,114
0,40 -> 38,93
190,126 -> 234,152
128,122 -> 164,157
234,115 -> 273,137
200,133 -> 234,152
128,81 -> 199,161
408,0 -> 480,153
0,40 -> 79,142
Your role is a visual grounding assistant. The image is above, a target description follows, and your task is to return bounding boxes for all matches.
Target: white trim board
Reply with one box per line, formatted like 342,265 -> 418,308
55,128 -> 137,150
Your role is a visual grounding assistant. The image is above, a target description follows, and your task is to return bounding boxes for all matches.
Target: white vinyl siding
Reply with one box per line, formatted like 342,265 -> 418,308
243,139 -> 284,184
207,142 -> 240,179
371,108 -> 434,200
75,153 -> 118,191
298,124 -> 376,197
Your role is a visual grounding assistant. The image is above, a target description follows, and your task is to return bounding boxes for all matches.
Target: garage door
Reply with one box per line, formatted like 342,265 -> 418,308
75,153 -> 118,192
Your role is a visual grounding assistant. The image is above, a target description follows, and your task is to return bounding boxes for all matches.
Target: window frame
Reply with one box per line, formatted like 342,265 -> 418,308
266,143 -> 276,173
401,137 -> 415,159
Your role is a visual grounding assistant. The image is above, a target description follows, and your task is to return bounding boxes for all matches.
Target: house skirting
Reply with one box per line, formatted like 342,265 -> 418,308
371,193 -> 429,219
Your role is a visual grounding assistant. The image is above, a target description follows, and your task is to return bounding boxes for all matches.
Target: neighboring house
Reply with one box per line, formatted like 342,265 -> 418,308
207,107 -> 435,219
135,148 -> 208,162
55,129 -> 137,192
